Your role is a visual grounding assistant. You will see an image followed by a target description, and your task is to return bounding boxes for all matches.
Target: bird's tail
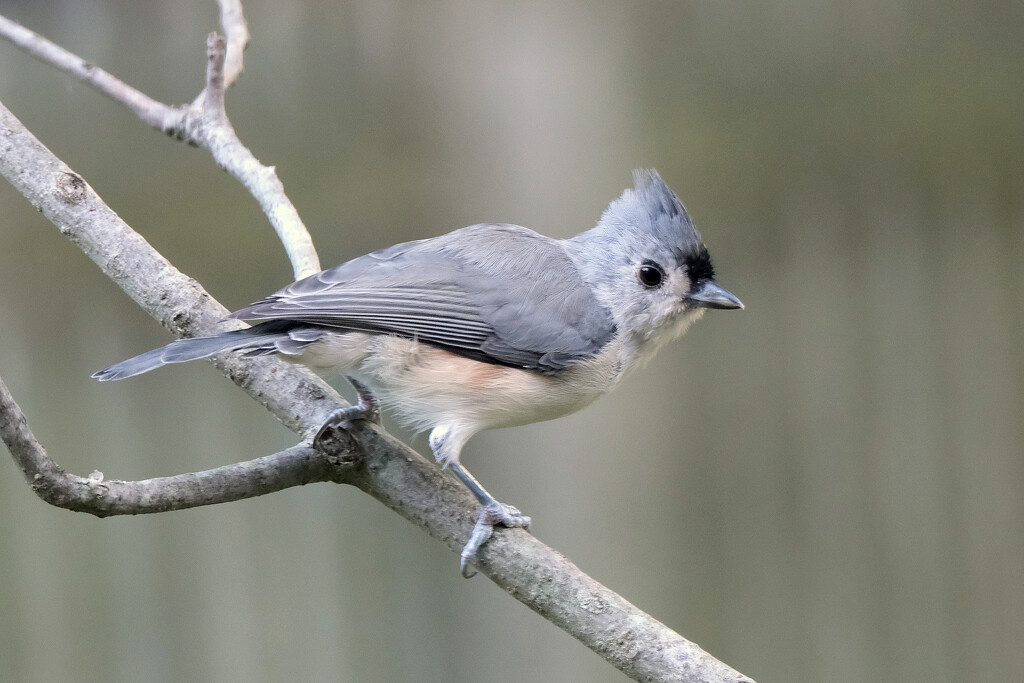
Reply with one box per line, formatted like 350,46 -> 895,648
92,321 -> 306,381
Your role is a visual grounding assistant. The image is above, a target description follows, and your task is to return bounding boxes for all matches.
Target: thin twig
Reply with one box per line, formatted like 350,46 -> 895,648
196,32 -> 321,278
0,14 -> 171,128
0,8 -> 319,279
218,0 -> 249,87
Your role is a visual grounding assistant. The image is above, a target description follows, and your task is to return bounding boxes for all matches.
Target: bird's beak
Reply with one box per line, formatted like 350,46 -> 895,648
687,281 -> 744,310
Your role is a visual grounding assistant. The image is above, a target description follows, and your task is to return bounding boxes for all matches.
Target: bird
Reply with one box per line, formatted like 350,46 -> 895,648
94,169 -> 743,576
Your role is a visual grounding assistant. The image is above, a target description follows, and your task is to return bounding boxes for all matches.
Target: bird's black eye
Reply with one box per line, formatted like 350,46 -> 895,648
637,262 -> 664,288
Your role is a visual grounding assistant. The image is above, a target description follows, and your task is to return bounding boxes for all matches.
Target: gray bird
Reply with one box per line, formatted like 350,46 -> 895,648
95,169 -> 743,576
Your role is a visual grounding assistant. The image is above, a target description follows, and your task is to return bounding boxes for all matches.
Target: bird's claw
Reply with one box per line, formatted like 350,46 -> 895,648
313,377 -> 380,448
460,503 -> 531,578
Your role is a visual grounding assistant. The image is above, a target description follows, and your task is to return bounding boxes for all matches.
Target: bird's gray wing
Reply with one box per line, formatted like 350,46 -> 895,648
228,224 -> 616,371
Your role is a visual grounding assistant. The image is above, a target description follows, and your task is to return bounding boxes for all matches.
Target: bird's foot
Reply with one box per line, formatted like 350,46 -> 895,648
460,502 -> 531,579
313,377 -> 380,448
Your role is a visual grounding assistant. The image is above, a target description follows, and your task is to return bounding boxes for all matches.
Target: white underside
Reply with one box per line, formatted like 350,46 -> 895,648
297,331 -> 626,462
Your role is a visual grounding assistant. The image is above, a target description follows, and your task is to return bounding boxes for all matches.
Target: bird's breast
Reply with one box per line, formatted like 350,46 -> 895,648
350,335 -> 620,433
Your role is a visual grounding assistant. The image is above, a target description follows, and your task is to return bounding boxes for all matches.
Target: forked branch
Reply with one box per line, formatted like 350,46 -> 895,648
0,6 -> 317,279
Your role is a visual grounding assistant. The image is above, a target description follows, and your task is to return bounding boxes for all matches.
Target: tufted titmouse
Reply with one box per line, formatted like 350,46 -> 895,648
94,169 -> 742,576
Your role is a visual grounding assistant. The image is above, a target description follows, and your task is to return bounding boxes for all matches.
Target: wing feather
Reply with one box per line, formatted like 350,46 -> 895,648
227,225 -> 616,370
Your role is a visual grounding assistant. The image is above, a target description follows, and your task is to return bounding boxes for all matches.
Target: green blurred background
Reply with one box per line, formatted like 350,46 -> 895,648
1,2 -> 1022,681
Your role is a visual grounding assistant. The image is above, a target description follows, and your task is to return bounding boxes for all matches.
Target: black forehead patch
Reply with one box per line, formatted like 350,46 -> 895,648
684,245 -> 715,282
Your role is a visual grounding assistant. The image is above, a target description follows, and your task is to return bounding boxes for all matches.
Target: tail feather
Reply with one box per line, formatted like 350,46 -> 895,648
92,322 -> 322,381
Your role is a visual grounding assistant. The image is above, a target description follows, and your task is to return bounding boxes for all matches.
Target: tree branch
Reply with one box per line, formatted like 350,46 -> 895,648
0,7 -> 317,279
217,0 -> 249,88
0,14 -> 171,128
0,9 -> 756,683
1,373 -> 346,514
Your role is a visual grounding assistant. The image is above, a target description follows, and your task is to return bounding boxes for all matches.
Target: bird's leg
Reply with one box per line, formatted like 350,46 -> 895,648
429,426 -> 530,578
448,461 -> 531,578
313,376 -> 380,447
